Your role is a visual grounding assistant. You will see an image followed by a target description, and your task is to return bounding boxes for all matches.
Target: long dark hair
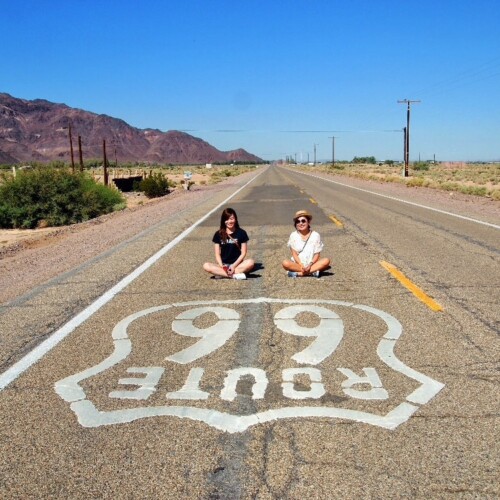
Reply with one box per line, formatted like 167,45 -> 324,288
218,208 -> 240,243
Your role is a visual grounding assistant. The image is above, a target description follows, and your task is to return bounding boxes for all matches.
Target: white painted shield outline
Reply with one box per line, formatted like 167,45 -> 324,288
54,297 -> 444,432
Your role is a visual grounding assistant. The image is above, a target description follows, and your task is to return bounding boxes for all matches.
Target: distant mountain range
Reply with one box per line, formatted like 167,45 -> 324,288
0,93 -> 263,165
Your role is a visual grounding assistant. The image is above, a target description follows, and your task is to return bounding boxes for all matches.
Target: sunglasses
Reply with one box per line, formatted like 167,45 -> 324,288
295,218 -> 309,224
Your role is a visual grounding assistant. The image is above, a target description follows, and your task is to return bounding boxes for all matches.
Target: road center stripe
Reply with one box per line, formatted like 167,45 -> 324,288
329,215 -> 344,228
380,261 -> 443,312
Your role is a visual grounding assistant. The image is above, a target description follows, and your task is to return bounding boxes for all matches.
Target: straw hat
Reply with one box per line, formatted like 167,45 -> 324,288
294,209 -> 312,220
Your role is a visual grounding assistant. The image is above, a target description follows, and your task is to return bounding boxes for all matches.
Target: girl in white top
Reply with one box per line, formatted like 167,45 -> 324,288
282,209 -> 330,277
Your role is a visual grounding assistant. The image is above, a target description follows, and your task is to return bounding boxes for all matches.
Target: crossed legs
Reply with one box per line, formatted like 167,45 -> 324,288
203,259 -> 255,278
282,257 -> 330,276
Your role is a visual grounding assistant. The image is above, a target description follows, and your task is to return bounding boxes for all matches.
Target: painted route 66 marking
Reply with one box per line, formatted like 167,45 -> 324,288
55,298 -> 444,432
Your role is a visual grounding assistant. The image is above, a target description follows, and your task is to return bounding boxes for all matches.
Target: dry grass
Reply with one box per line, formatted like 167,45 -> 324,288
298,162 -> 500,200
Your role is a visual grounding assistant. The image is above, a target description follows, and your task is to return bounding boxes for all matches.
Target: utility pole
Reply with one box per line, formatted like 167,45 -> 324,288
398,99 -> 420,177
328,136 -> 335,167
67,124 -> 75,173
78,135 -> 84,172
103,139 -> 109,186
313,144 -> 318,165
403,127 -> 407,168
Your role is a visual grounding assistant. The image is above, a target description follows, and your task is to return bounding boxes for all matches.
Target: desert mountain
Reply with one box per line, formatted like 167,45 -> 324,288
0,93 -> 262,164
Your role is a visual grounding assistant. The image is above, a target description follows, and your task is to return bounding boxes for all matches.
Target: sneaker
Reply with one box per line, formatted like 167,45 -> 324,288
232,273 -> 247,280
287,271 -> 298,278
312,271 -> 320,278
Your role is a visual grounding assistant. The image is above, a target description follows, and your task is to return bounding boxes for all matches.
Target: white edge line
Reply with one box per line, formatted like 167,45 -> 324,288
0,168 -> 265,391
287,168 -> 500,230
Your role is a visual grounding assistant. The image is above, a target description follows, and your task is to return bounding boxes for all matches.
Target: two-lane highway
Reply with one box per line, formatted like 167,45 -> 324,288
1,165 -> 498,498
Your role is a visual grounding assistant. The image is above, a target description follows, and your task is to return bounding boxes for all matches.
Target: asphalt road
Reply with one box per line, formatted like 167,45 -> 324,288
1,165 -> 498,498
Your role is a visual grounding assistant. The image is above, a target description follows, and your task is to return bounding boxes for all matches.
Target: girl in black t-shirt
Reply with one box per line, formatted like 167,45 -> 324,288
203,208 -> 254,279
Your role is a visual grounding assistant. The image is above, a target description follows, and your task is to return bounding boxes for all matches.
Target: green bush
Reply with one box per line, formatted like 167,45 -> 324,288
0,168 -> 124,229
412,162 -> 430,171
139,172 -> 170,198
352,156 -> 376,164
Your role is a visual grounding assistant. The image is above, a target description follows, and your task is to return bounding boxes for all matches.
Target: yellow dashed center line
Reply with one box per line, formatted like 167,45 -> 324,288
329,215 -> 344,228
380,261 -> 443,312
309,198 -> 317,204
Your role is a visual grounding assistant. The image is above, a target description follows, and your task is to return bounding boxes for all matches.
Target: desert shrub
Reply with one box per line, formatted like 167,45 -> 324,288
440,181 -> 460,192
412,162 -> 430,171
385,175 -> 403,184
406,177 -> 425,187
139,172 -> 170,198
459,185 -> 487,197
491,189 -> 500,201
79,177 -> 125,218
352,156 -> 376,164
0,168 -> 124,229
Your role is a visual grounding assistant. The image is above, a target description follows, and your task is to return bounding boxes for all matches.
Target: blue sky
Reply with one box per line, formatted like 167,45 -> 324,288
2,1 -> 499,162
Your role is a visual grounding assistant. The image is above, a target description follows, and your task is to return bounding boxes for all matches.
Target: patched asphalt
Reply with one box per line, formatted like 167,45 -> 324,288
1,165 -> 498,498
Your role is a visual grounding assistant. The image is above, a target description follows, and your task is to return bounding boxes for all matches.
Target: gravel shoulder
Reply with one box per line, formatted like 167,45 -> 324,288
1,170 -> 498,304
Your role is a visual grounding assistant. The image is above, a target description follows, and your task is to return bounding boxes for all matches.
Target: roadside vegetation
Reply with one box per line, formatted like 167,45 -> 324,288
137,172 -> 171,198
0,163 -> 260,228
0,168 -> 124,229
296,161 -> 500,200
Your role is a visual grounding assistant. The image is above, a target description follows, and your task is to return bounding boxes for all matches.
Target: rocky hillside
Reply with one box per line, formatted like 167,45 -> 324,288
0,93 -> 262,164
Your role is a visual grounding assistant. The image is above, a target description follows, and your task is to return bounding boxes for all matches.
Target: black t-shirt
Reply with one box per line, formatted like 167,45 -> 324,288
212,227 -> 249,264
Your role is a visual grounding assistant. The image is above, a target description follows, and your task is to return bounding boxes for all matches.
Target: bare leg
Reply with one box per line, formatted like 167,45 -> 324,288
282,259 -> 306,276
203,259 -> 254,278
203,262 -> 229,278
283,258 -> 330,276
310,257 -> 330,273
234,259 -> 255,274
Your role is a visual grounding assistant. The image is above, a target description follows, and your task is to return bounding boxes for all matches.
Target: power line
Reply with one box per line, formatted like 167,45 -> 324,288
181,128 -> 403,134
412,56 -> 500,98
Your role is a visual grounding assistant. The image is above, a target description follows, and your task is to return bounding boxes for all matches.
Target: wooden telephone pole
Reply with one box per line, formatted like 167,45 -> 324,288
328,136 -> 336,167
103,140 -> 109,186
398,99 -> 420,177
78,136 -> 84,172
68,124 -> 75,173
